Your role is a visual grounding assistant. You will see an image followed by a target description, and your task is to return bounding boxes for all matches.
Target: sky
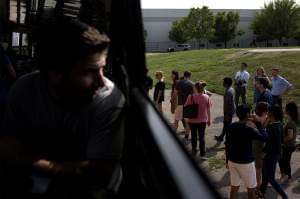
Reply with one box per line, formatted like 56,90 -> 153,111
141,0 -> 300,9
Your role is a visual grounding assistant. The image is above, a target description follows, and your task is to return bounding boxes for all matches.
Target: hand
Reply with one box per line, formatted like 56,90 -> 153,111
33,159 -> 54,173
246,120 -> 257,129
207,120 -> 211,127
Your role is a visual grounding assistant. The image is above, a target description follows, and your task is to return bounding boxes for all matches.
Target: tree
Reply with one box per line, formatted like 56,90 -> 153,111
251,3 -> 276,43
169,18 -> 189,44
185,6 -> 214,48
212,12 -> 241,48
251,0 -> 300,45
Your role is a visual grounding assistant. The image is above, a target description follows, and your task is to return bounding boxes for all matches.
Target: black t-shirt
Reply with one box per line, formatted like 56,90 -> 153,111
153,81 -> 165,102
225,122 -> 268,164
176,79 -> 193,105
264,122 -> 284,155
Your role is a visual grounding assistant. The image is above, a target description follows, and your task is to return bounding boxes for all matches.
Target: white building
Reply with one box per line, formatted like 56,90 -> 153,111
142,9 -> 298,51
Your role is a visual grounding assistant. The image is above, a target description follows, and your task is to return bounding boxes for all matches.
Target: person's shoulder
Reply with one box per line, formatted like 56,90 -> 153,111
93,77 -> 125,110
10,71 -> 41,96
202,93 -> 209,99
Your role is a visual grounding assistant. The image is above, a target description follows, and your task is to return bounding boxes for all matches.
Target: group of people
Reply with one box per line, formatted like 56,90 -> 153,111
151,62 -> 297,198
223,64 -> 297,199
151,70 -> 211,160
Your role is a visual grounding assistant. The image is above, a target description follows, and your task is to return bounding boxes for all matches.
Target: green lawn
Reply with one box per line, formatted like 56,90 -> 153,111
146,49 -> 300,106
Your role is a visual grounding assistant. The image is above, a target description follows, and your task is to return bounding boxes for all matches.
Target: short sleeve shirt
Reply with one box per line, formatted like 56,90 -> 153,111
176,79 -> 193,105
271,75 -> 292,96
235,70 -> 250,87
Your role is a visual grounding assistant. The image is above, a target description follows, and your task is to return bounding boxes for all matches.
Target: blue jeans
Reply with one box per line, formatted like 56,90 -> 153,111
189,123 -> 206,156
260,154 -> 288,199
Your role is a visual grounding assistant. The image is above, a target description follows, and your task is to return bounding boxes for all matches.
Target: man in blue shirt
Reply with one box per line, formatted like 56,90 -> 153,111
271,68 -> 292,109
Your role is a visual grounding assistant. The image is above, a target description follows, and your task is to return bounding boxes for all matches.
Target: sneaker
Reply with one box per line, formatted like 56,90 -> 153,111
200,156 -> 208,161
214,135 -> 223,142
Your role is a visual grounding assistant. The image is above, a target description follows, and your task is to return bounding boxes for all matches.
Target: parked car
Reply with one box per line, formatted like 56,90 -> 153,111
168,44 -> 191,52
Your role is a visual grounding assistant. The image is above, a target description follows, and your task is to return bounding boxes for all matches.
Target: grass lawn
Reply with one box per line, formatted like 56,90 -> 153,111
146,49 -> 300,106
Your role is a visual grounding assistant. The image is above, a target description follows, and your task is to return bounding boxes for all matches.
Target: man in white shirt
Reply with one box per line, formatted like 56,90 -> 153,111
234,63 -> 250,107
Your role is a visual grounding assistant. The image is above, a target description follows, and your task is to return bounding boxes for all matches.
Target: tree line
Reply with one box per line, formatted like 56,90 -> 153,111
169,0 -> 300,48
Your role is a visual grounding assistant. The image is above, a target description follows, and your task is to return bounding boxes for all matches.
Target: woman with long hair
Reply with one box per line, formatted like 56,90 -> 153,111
184,81 -> 211,160
279,102 -> 299,182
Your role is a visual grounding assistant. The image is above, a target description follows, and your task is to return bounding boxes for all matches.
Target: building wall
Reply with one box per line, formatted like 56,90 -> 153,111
142,9 -> 298,51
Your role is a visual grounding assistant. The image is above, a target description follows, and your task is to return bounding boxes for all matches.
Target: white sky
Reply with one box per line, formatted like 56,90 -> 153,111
141,0 -> 300,9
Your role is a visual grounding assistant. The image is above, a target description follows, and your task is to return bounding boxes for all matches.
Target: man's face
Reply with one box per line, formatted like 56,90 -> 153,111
62,52 -> 106,105
241,64 -> 246,71
272,69 -> 279,77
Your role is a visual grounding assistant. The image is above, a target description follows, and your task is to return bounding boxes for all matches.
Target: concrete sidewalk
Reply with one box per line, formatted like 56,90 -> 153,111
159,90 -> 300,199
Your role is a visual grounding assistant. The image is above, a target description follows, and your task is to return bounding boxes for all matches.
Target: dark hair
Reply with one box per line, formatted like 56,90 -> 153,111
286,102 -> 299,122
236,104 -> 252,120
257,77 -> 269,88
269,105 -> 283,121
35,17 -> 110,73
241,62 -> 247,67
223,77 -> 233,87
255,102 -> 269,116
172,70 -> 179,81
184,71 -> 191,78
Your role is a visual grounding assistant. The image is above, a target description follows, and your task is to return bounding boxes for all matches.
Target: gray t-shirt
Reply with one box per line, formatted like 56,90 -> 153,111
1,72 -> 125,194
224,87 -> 235,115
176,79 -> 193,105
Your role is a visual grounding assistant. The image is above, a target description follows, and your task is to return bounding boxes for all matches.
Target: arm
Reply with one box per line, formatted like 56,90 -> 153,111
34,106 -> 124,186
284,128 -> 294,142
207,98 -> 211,126
281,78 -> 293,96
184,95 -> 192,107
248,122 -> 268,142
156,90 -> 162,103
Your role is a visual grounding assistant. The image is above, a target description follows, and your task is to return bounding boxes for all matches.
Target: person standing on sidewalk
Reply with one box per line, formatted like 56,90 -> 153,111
215,77 -> 236,142
279,102 -> 299,183
153,71 -> 165,113
234,63 -> 250,107
184,81 -> 211,160
270,68 -> 292,109
174,71 -> 193,140
253,67 -> 270,104
258,105 -> 288,199
252,102 -> 269,190
170,70 -> 179,114
225,104 -> 268,199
